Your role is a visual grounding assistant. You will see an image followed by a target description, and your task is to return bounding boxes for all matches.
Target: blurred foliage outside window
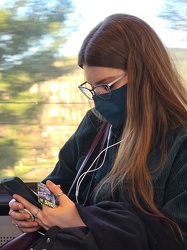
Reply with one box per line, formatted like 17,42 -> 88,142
0,0 -> 186,182
0,0 -> 91,181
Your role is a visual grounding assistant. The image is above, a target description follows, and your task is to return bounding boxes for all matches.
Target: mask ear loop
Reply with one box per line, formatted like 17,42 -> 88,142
75,126 -> 125,203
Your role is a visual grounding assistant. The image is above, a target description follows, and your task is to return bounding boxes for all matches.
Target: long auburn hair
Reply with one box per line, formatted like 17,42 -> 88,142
78,14 -> 187,221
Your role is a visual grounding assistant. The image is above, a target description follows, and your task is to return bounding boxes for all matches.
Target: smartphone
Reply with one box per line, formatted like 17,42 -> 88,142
0,176 -> 42,209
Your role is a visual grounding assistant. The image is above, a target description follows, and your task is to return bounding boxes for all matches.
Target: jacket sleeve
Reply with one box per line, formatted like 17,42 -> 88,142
76,201 -> 185,250
161,137 -> 187,246
42,109 -> 100,199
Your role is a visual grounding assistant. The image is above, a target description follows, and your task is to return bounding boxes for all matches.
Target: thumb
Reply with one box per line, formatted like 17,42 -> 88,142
46,180 -> 70,206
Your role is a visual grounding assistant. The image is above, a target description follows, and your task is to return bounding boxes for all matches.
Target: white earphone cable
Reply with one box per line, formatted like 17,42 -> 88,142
75,125 -> 112,202
75,125 -> 125,203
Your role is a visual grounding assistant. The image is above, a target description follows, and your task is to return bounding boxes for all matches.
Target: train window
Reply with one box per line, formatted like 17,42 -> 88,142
0,0 -> 186,184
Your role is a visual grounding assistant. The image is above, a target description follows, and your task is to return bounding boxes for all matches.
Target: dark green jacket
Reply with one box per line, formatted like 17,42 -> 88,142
44,109 -> 187,246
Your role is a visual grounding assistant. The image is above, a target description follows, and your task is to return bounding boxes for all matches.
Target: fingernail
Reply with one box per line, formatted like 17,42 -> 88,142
26,213 -> 31,219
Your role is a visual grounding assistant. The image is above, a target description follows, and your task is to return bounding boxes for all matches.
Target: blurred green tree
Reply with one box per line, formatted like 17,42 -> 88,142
0,0 -> 77,171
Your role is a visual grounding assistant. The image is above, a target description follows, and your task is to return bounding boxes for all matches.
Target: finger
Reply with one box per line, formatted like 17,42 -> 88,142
9,209 -> 32,221
9,209 -> 14,217
13,194 -> 42,220
46,180 -> 61,195
9,198 -> 33,221
46,180 -> 65,200
12,219 -> 39,228
13,194 -> 38,211
9,198 -> 24,211
12,219 -> 41,233
19,209 -> 35,221
46,180 -> 70,205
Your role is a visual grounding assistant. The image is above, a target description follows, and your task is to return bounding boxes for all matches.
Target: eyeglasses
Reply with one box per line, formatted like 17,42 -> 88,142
78,73 -> 126,100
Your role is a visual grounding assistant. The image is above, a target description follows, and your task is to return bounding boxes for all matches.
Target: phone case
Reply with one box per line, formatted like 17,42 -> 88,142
0,176 -> 42,208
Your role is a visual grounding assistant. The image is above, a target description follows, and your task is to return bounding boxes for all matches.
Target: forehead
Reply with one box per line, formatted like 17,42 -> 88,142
83,65 -> 125,82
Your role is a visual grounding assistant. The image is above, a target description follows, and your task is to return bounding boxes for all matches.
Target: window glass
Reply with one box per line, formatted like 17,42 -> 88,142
0,0 -> 186,182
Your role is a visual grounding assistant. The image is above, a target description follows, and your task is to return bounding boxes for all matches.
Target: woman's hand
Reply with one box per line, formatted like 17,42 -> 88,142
9,198 -> 41,233
12,180 -> 86,231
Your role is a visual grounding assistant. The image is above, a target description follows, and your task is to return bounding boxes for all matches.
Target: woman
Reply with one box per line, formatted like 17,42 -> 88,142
8,14 -> 187,249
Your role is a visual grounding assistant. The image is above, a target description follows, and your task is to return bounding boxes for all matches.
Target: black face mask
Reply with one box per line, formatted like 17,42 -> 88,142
93,84 -> 127,128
